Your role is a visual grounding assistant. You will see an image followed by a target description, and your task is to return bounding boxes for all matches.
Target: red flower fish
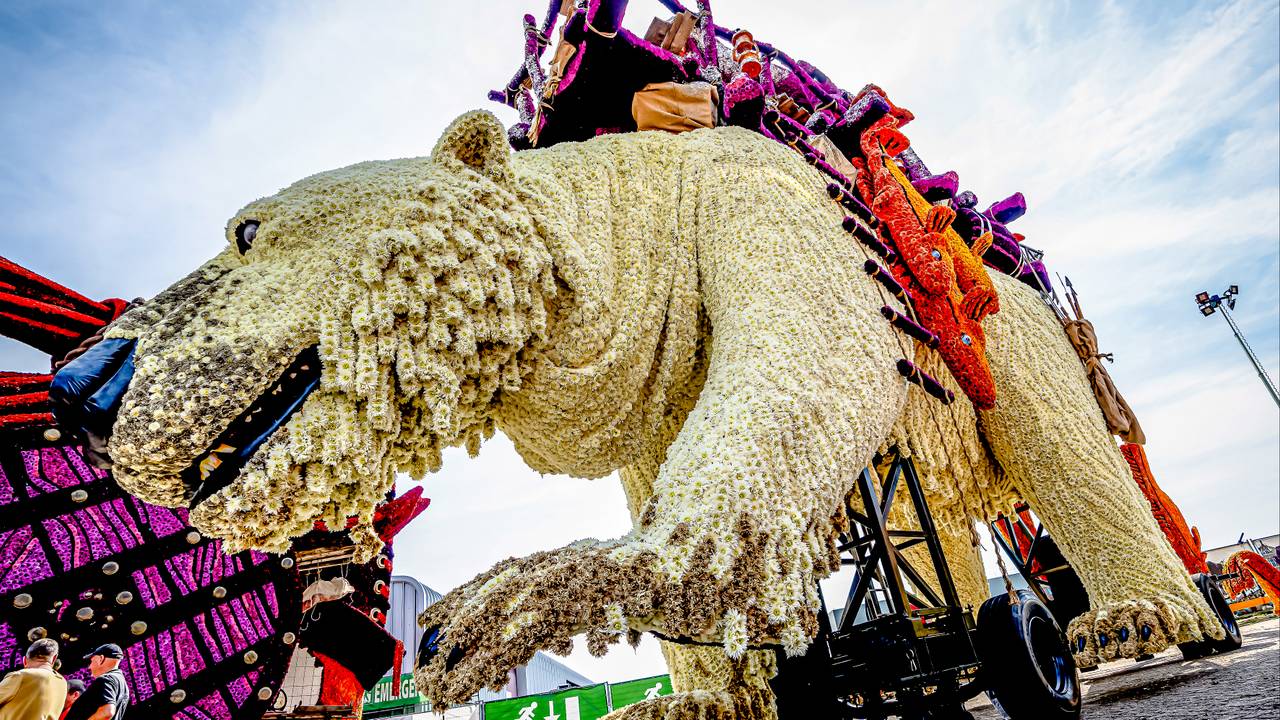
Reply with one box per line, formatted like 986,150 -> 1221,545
857,116 -> 1000,409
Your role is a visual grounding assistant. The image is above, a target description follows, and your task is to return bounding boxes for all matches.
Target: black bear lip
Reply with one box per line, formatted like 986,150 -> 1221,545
184,346 -> 321,508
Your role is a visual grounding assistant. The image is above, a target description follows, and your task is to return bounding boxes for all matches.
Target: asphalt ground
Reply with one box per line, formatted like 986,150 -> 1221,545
967,617 -> 1279,720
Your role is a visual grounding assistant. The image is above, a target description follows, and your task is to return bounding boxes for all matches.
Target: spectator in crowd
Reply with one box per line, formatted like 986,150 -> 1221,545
60,679 -> 86,720
0,638 -> 68,720
63,645 -> 129,720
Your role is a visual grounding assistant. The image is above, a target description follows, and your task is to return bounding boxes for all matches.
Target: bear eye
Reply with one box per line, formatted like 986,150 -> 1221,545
235,220 -> 259,255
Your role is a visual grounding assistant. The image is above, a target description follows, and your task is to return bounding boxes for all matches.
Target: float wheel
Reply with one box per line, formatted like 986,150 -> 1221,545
1179,573 -> 1242,659
976,590 -> 1081,720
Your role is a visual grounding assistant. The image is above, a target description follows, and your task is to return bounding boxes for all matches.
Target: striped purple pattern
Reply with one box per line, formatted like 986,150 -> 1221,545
1,435 -> 302,720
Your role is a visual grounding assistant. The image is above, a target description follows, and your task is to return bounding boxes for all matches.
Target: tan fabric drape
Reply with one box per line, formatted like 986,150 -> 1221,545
632,82 -> 718,134
1063,318 -> 1146,444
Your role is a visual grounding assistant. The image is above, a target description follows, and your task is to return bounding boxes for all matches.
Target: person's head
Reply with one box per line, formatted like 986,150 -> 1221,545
63,679 -> 86,707
82,644 -> 123,677
23,638 -> 58,668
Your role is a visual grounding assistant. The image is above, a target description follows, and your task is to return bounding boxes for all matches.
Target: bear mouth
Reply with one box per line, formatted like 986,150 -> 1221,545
184,346 -> 322,508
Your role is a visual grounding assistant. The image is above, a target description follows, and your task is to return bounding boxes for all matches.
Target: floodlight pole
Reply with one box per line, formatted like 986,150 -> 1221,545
1215,302 -> 1280,407
1198,287 -> 1280,407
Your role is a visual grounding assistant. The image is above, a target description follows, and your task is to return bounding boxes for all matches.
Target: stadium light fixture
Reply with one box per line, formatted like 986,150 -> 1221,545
1195,284 -> 1279,406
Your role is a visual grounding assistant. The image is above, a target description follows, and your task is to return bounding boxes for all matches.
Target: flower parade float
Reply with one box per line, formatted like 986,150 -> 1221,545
35,1 -> 1237,718
1222,550 -> 1280,618
0,257 -> 426,717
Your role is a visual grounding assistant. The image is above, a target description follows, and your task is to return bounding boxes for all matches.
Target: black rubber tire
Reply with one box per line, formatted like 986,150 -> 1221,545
976,590 -> 1081,720
1178,573 -> 1243,659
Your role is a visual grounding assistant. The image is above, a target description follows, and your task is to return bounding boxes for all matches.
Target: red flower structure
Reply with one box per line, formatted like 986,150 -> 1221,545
0,371 -> 55,431
856,115 -> 1000,409
0,256 -> 130,360
1222,550 -> 1280,616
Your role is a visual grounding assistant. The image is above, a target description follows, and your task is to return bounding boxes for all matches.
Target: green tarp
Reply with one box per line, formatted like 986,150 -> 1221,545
484,684 -> 609,720
608,675 -> 673,709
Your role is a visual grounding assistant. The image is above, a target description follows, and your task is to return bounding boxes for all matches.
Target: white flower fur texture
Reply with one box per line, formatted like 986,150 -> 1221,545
100,111 -> 1215,715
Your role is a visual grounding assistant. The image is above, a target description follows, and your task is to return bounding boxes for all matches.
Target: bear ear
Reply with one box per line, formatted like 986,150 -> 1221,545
431,110 -> 513,181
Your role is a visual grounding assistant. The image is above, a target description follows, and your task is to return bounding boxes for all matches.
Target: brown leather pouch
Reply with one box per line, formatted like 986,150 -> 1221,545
633,82 -> 719,133
644,12 -> 696,54
644,16 -> 670,45
664,12 -> 696,53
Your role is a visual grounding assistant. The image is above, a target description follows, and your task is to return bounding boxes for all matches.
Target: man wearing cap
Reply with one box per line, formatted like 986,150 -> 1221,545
63,645 -> 129,720
0,639 -> 68,720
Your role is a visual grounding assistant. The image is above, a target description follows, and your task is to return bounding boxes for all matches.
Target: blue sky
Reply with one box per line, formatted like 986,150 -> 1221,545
2,0 -> 1277,681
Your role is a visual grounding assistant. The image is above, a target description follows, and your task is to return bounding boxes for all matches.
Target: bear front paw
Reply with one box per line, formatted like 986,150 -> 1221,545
1066,596 -> 1207,666
414,513 -> 824,708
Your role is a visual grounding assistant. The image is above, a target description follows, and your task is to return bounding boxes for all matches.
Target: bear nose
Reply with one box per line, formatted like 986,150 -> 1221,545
50,337 -> 136,469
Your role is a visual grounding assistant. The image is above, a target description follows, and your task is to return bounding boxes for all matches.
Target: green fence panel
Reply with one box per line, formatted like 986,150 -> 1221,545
484,684 -> 609,720
608,675 -> 673,709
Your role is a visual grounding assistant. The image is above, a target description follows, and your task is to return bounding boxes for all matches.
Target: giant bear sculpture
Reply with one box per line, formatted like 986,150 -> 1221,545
51,110 -> 1219,719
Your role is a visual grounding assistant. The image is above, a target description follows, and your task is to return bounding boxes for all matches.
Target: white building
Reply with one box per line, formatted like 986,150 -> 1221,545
1203,533 -> 1279,568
